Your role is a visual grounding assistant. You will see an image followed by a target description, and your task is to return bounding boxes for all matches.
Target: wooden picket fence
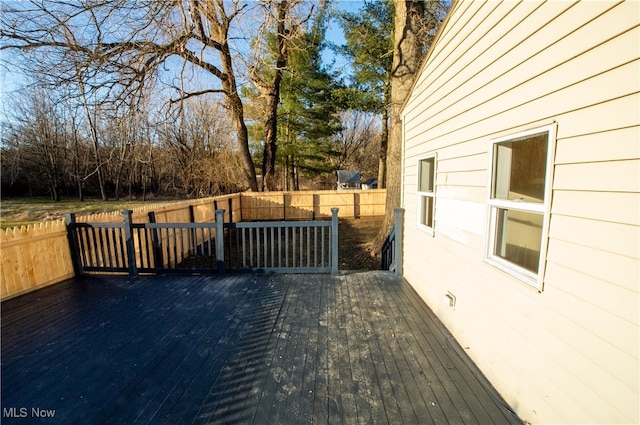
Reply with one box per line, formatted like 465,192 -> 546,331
0,220 -> 75,300
0,190 -> 386,300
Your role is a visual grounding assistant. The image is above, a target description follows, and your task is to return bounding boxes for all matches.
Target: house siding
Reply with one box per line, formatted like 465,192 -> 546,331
401,1 -> 639,424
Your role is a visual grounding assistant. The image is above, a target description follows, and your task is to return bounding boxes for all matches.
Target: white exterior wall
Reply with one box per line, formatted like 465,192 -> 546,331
401,1 -> 639,424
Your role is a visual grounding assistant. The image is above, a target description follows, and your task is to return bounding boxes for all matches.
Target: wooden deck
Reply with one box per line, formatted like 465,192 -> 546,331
1,272 -> 521,424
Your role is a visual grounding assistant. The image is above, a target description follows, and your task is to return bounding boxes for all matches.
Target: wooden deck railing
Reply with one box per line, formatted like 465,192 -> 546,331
1,190 -> 384,300
224,212 -> 338,274
66,209 -> 339,278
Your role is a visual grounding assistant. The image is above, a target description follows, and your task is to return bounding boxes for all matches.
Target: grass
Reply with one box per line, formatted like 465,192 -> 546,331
0,197 -> 185,229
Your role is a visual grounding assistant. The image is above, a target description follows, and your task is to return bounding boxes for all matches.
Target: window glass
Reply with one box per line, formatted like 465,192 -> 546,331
421,196 -> 434,228
492,133 -> 548,203
419,157 -> 435,193
493,208 -> 543,273
487,126 -> 554,286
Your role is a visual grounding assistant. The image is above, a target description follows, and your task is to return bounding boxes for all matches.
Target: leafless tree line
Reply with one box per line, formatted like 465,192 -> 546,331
0,85 -> 380,199
0,89 -> 247,200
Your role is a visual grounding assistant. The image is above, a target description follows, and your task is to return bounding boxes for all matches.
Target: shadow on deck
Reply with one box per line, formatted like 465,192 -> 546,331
1,272 -> 521,424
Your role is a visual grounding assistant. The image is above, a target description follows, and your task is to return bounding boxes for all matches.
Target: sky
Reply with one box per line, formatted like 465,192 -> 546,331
0,1 -> 365,118
323,1 -> 362,76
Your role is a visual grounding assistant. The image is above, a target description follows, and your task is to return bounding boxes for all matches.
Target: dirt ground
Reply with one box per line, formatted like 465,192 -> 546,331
338,216 -> 385,271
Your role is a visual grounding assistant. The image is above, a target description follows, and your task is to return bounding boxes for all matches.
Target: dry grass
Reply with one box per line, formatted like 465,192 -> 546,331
0,197 -> 183,229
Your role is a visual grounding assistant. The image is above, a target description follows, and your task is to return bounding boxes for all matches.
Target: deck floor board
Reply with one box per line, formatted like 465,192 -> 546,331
1,272 -> 521,425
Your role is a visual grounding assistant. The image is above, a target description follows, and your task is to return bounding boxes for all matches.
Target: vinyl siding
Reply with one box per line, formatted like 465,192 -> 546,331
401,1 -> 639,424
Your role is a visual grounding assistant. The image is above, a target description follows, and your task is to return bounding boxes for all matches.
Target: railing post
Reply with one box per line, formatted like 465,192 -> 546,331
215,209 -> 225,276
331,207 -> 339,275
64,213 -> 82,277
121,209 -> 138,281
148,212 -> 163,269
394,208 -> 404,275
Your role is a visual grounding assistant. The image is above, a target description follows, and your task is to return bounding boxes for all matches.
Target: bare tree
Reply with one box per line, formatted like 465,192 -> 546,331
5,89 -> 69,201
1,0 -> 259,191
330,110 -> 380,174
158,97 -> 244,197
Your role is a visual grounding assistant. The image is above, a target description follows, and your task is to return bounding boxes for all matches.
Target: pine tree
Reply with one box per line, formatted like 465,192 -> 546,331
277,9 -> 342,190
339,0 -> 394,188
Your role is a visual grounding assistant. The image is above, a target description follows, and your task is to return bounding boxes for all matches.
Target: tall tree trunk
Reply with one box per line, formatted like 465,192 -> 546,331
262,91 -> 279,191
220,45 -> 259,192
261,1 -> 289,192
114,142 -> 128,201
78,76 -> 108,201
378,100 -> 389,188
377,0 -> 426,249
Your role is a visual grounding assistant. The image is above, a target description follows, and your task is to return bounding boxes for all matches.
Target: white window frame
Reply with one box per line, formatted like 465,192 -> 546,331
417,154 -> 437,234
485,125 -> 555,289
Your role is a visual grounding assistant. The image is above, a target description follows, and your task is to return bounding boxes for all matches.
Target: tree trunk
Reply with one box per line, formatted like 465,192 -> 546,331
220,45 -> 259,192
261,1 -> 289,192
376,0 -> 426,250
262,92 -> 279,191
378,101 -> 389,188
114,142 -> 128,200
78,77 -> 108,201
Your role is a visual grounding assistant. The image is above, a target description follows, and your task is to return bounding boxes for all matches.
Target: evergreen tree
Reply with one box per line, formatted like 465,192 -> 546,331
339,0 -> 394,188
277,8 -> 342,190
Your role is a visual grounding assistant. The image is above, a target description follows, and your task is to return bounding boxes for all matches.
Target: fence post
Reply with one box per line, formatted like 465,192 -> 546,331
215,209 -> 225,276
331,207 -> 339,275
394,208 -> 404,275
121,209 -> 138,281
64,213 -> 82,277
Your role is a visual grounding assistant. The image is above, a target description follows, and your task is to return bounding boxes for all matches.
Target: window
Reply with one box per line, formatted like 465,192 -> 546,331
486,126 -> 554,287
417,155 -> 436,231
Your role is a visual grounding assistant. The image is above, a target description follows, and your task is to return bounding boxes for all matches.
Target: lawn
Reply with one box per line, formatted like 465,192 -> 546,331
0,197 -> 184,229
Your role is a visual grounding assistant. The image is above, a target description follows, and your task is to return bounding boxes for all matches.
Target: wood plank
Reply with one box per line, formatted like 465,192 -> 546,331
297,274 -> 322,425
347,273 -> 399,423
312,275 -> 329,424
361,275 -> 422,424
334,276 -> 360,424
251,274 -> 298,424
1,272 -> 523,425
384,272 -> 519,424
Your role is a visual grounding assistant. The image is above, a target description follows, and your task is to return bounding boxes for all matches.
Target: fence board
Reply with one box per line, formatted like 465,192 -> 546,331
241,190 -> 386,220
0,221 -> 74,300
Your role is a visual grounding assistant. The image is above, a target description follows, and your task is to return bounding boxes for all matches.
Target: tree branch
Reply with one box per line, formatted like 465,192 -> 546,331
169,89 -> 228,105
